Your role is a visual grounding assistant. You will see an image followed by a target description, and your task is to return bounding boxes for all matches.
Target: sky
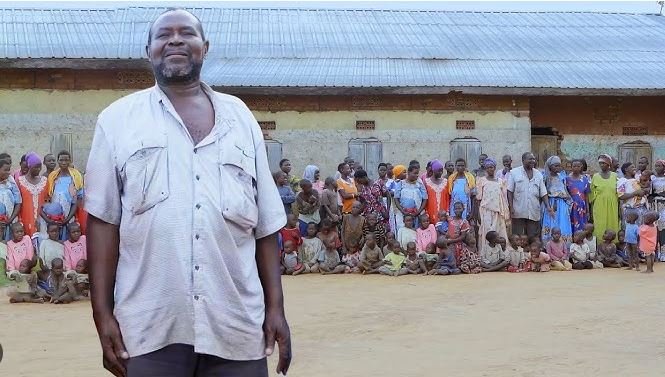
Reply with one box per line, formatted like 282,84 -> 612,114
5,0 -> 664,14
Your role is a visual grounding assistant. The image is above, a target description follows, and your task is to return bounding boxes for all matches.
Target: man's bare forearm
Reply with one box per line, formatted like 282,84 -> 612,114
88,215 -> 120,318
256,233 -> 285,313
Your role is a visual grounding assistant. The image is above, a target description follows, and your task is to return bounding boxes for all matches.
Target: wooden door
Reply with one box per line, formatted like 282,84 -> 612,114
450,137 -> 481,167
531,135 -> 559,169
348,138 -> 383,180
618,141 -> 652,168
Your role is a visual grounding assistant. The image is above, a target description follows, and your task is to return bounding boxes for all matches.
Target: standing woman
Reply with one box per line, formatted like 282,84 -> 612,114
476,158 -> 509,254
394,165 -> 428,230
336,162 -> 358,214
650,159 -> 665,260
566,159 -> 591,233
388,165 -> 406,233
541,156 -> 573,244
280,159 -> 301,193
424,160 -> 449,224
0,159 -> 21,240
447,158 -> 476,220
303,165 -> 324,194
376,163 -> 392,216
617,161 -> 648,227
46,150 -> 82,240
590,154 -> 620,241
17,152 -> 48,238
355,169 -> 389,228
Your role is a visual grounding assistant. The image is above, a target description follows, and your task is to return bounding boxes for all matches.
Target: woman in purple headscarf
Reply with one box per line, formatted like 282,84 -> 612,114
476,157 -> 509,257
17,152 -> 48,237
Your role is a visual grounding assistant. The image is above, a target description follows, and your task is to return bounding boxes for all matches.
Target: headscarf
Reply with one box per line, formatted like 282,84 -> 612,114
302,165 -> 319,183
598,154 -> 612,166
430,159 -> 444,172
545,156 -> 561,172
392,165 -> 406,178
25,152 -> 41,168
483,158 -> 497,168
656,159 -> 665,167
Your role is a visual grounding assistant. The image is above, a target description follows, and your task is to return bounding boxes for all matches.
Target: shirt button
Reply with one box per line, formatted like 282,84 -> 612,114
194,148 -> 198,154
194,295 -> 199,300
196,204 -> 201,209
195,175 -> 200,181
195,265 -> 200,271
195,234 -> 200,240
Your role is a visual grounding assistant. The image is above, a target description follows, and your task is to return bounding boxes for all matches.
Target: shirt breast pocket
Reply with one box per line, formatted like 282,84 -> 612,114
219,144 -> 258,232
118,135 -> 170,216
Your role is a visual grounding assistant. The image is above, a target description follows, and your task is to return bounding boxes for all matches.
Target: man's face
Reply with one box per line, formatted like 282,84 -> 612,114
57,154 -> 71,170
523,153 -> 536,169
502,156 -> 512,169
638,157 -> 648,171
147,10 -> 209,85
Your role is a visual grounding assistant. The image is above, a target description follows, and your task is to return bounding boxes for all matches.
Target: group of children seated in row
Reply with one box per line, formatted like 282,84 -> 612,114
279,200 -> 660,276
2,221 -> 89,303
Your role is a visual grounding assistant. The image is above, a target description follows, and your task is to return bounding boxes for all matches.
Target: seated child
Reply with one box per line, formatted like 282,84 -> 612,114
342,241 -> 361,273
615,229 -> 629,262
315,239 -> 346,275
280,214 -> 303,254
584,223 -> 597,255
397,215 -> 417,250
300,223 -> 325,269
63,223 -> 87,280
43,258 -> 77,304
416,214 -> 438,253
378,243 -> 406,276
42,202 -> 66,240
545,227 -> 572,271
480,231 -> 510,272
403,241 -> 426,274
639,211 -> 659,274
382,231 -> 396,256
38,223 -> 64,272
317,218 -> 342,254
598,230 -> 626,268
281,240 -> 307,275
342,201 -> 365,253
570,230 -> 594,270
434,210 -> 449,236
359,234 -> 384,274
505,234 -> 529,273
7,258 -> 43,303
427,238 -> 461,275
362,213 -> 387,249
274,171 -> 296,214
421,242 -> 439,271
295,179 -> 321,235
624,212 -> 640,271
447,202 -> 470,261
6,223 -> 37,273
458,232 -> 482,274
519,235 -> 529,252
528,241 -> 551,272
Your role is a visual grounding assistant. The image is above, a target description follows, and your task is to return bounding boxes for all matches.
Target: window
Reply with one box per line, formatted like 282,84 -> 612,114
618,141 -> 652,169
265,140 -> 283,173
450,137 -> 481,167
51,132 -> 73,158
348,138 -> 383,180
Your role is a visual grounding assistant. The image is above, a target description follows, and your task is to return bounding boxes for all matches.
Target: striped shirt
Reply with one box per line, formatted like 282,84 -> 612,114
85,83 -> 286,360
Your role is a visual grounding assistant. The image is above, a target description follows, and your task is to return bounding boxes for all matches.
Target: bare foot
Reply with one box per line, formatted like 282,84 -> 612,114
9,298 -> 18,303
642,270 -> 653,274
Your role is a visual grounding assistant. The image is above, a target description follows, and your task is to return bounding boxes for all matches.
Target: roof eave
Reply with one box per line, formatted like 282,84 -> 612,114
0,58 -> 151,70
215,86 -> 665,97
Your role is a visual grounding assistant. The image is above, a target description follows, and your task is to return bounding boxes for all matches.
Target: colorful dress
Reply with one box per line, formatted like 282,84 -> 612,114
447,218 -> 481,274
541,174 -> 573,244
424,177 -> 449,225
0,178 -> 22,240
358,181 -> 389,228
336,177 -> 357,214
17,175 -> 48,238
650,175 -> 665,260
447,172 -> 475,219
617,177 -> 648,227
47,169 -> 83,240
394,179 -> 428,231
565,175 -> 591,233
476,177 -> 509,256
590,173 -> 619,241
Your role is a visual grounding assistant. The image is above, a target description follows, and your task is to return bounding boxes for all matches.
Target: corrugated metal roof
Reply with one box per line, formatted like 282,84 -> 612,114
1,7 -> 665,90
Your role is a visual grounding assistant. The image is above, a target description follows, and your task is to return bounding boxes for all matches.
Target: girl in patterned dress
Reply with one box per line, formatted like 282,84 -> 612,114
565,159 -> 591,234
650,160 -> 665,260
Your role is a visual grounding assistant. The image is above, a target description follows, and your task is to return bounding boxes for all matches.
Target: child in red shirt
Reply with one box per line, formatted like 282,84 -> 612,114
279,214 -> 302,254
639,211 -> 659,273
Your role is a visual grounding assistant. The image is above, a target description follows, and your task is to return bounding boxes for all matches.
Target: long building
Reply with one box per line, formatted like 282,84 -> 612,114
1,7 -> 664,177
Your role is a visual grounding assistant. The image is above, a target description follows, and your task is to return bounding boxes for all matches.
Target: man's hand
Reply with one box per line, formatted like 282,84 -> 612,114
264,309 -> 292,375
94,313 -> 129,377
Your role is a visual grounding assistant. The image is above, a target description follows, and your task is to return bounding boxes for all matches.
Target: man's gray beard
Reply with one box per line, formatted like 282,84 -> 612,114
153,60 -> 203,85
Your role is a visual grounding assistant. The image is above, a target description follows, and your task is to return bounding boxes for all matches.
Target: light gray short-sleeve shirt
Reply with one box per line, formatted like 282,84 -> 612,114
85,83 -> 286,360
507,166 -> 547,221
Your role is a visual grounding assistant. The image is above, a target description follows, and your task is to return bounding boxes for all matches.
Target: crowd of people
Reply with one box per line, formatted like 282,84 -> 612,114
274,152 -> 664,276
0,151 -> 89,303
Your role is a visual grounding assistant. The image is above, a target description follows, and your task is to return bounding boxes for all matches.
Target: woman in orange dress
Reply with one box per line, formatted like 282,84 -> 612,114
424,160 -> 450,224
17,152 -> 48,237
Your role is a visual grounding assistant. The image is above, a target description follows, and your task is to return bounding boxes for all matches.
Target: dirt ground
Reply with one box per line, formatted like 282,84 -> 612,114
1,270 -> 665,376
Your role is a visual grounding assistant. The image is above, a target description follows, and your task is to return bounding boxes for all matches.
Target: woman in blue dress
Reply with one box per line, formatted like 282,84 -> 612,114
447,159 -> 475,220
542,156 -> 573,244
565,159 -> 591,233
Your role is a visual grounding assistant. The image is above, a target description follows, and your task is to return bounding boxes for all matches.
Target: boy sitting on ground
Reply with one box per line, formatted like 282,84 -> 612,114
427,237 -> 461,276
480,231 -> 510,272
7,259 -> 43,303
359,234 -> 384,274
